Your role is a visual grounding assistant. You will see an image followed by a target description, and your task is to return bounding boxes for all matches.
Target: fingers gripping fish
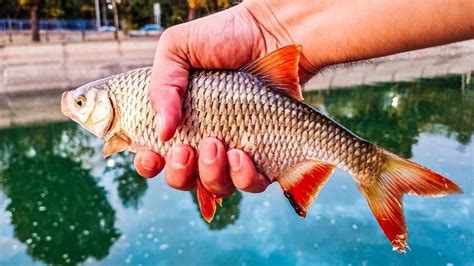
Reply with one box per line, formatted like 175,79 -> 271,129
61,45 -> 462,252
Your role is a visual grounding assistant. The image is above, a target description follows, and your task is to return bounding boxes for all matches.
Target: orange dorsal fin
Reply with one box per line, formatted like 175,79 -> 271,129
277,160 -> 335,217
240,45 -> 303,101
357,148 -> 462,253
196,177 -> 222,223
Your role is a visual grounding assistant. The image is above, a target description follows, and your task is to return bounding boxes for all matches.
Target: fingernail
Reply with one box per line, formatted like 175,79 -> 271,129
141,157 -> 157,171
202,140 -> 217,165
228,150 -> 242,171
171,146 -> 190,169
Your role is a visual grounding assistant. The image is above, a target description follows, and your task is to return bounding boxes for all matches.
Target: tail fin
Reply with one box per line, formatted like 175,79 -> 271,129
358,149 -> 462,253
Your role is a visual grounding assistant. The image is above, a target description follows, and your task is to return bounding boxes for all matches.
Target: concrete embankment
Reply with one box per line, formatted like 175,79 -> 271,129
1,39 -> 156,93
1,39 -> 473,94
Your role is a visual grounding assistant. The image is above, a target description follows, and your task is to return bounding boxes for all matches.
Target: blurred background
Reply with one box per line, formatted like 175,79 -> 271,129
0,1 -> 473,265
1,0 -> 234,43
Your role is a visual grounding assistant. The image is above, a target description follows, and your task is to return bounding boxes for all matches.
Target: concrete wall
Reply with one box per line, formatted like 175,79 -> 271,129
1,39 -> 156,93
306,40 -> 474,90
0,31 -> 132,46
2,39 -> 473,95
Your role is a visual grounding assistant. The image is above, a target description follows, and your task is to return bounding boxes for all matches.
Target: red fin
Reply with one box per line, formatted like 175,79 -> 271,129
240,45 -> 303,101
215,197 -> 223,207
196,177 -> 222,223
358,149 -> 462,253
278,160 -> 335,217
102,130 -> 131,158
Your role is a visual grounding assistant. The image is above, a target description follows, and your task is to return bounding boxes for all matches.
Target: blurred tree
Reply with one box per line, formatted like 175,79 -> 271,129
186,0 -> 205,21
18,0 -> 41,41
157,0 -> 187,27
0,0 -> 20,18
61,0 -> 95,19
43,0 -> 63,18
5,0 -> 236,30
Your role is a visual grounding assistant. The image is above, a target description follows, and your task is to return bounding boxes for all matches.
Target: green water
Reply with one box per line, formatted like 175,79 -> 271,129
0,76 -> 472,265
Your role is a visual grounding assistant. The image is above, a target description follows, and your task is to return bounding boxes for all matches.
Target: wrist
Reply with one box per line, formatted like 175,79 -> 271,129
241,0 -> 334,73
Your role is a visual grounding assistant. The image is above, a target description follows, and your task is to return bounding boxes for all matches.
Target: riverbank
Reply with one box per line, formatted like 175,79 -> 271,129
1,38 -> 156,93
1,39 -> 473,95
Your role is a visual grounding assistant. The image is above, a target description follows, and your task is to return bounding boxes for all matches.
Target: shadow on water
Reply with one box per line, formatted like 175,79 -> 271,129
0,75 -> 472,264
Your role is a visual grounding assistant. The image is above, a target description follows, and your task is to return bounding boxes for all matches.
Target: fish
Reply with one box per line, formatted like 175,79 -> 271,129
61,45 -> 462,252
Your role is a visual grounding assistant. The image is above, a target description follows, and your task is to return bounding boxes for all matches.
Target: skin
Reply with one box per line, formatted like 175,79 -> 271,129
135,0 -> 474,196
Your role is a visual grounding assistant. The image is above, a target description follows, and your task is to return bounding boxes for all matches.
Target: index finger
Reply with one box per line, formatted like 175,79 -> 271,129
148,27 -> 191,141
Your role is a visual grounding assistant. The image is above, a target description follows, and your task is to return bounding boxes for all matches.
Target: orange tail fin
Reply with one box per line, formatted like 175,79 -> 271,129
196,177 -> 222,223
358,149 -> 462,253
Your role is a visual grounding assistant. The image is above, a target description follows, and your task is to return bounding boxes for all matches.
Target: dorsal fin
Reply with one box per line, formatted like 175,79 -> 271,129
240,45 -> 303,101
278,160 -> 335,217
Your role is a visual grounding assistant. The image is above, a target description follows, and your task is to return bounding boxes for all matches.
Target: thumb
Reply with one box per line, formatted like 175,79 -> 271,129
148,26 -> 190,141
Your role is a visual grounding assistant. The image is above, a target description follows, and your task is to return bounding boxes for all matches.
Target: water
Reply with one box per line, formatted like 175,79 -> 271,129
0,76 -> 472,265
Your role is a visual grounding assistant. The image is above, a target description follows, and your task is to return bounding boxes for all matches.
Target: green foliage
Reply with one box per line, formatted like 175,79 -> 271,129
18,0 -> 39,6
0,0 -> 21,18
4,0 -> 96,19
2,0 -> 236,28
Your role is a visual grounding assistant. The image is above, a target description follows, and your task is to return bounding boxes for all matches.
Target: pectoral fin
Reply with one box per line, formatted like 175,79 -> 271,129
278,160 -> 335,217
102,130 -> 131,157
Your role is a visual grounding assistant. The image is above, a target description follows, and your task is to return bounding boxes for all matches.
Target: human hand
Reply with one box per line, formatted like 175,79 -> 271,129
133,3 -> 315,196
134,0 -> 473,197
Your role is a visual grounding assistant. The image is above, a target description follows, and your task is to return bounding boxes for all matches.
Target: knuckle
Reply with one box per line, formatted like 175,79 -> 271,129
159,25 -> 184,45
159,27 -> 176,42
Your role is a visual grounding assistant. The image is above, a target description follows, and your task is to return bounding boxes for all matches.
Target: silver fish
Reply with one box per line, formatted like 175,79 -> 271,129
61,45 -> 461,252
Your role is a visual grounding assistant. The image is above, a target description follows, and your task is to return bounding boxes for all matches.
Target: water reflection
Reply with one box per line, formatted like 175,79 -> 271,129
0,75 -> 472,265
305,76 -> 473,157
191,190 -> 242,230
105,152 -> 149,210
0,124 -> 120,265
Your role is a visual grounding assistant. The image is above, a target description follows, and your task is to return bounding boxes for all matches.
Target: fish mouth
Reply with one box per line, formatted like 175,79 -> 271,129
61,91 -> 72,117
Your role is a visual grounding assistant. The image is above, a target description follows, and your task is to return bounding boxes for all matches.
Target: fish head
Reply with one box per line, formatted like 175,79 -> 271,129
61,78 -> 115,139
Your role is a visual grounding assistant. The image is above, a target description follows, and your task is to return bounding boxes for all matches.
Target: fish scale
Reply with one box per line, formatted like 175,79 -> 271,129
61,45 -> 461,252
105,67 -> 369,180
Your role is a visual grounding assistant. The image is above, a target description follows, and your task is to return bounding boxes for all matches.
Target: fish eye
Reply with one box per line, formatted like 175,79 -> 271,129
74,96 -> 86,108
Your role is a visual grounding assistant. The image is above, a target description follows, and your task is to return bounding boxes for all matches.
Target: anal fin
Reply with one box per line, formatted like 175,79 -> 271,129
196,177 -> 223,223
278,160 -> 335,217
